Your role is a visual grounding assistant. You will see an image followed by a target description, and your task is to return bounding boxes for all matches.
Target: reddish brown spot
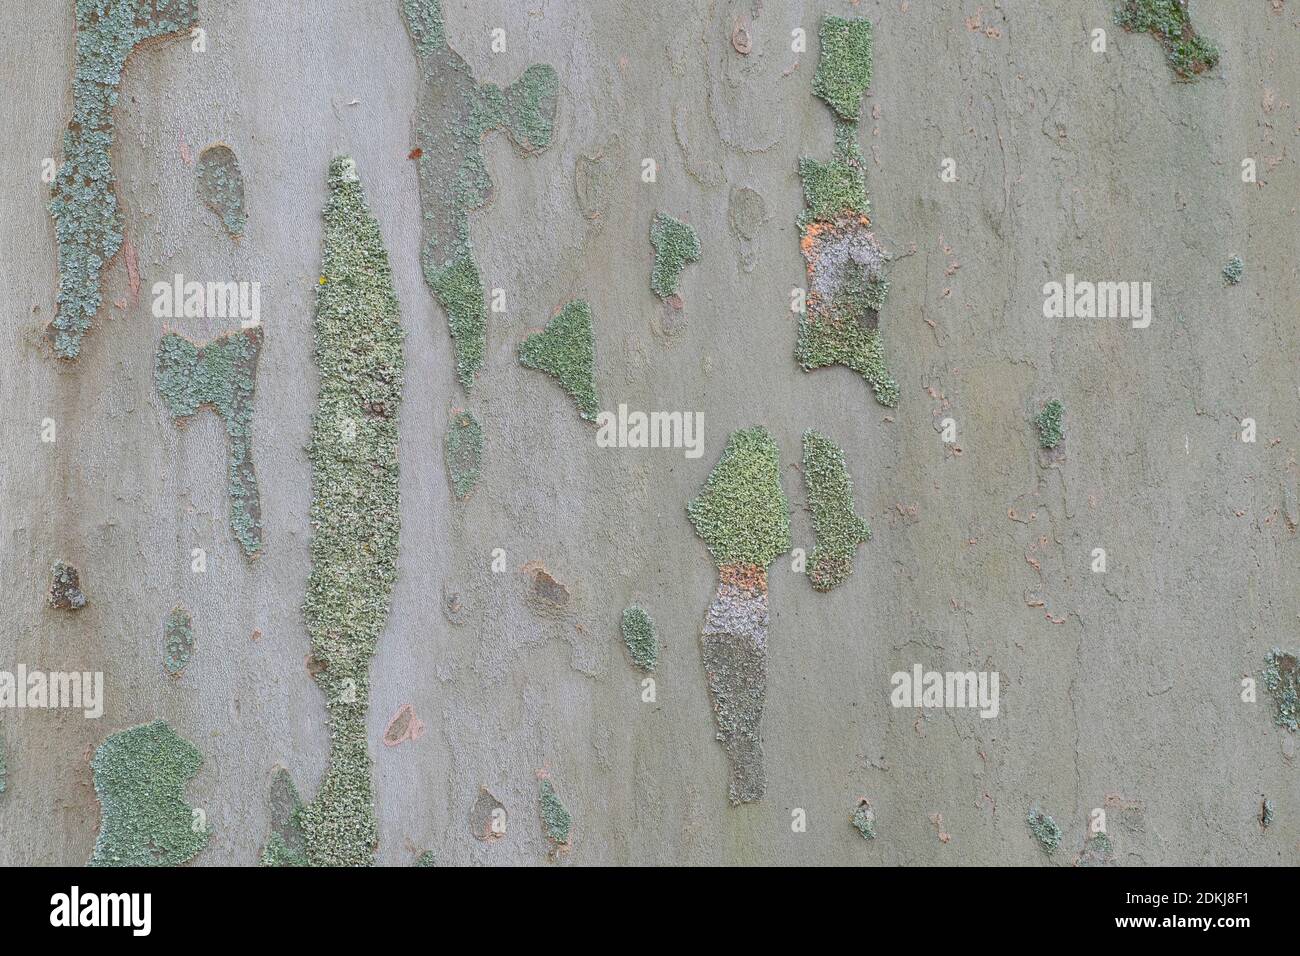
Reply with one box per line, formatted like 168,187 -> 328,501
408,147 -> 423,160
383,703 -> 425,747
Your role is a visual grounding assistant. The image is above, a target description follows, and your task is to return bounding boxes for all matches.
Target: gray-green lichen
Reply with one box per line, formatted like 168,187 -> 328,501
1223,255 -> 1243,286
851,799 -> 876,840
620,605 -> 658,671
518,301 -> 599,421
444,409 -> 483,500
812,16 -> 874,121
688,427 -> 791,570
1260,798 -> 1275,829
796,17 -> 898,408
196,144 -> 246,238
802,430 -> 870,592
46,0 -> 199,359
1113,0 -> 1219,80
162,605 -> 194,677
415,850 -> 437,866
403,0 -> 559,390
1026,807 -> 1062,854
295,156 -> 404,867
649,213 -> 701,300
259,766 -> 309,867
1262,648 -> 1298,732
690,428 -> 789,804
0,730 -> 7,797
89,720 -> 209,866
538,779 -> 572,854
155,326 -> 263,559
48,561 -> 87,610
1034,399 -> 1065,450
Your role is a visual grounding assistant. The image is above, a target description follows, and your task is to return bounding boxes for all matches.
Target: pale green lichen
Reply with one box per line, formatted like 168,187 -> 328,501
196,144 -> 246,238
649,213 -> 701,300
415,850 -> 437,866
620,605 -> 658,671
1262,649 -> 1298,732
1223,255 -> 1243,286
1026,807 -> 1062,854
89,720 -> 209,867
813,16 -> 874,121
539,779 -> 572,851
0,730 -> 7,796
155,326 -> 263,559
1034,399 -> 1065,449
403,0 -> 559,389
803,430 -> 870,592
162,605 -> 194,677
795,17 -> 897,409
851,800 -> 876,840
1261,799 -> 1275,829
259,767 -> 309,867
46,0 -> 199,359
1113,0 -> 1219,80
518,301 -> 599,421
688,427 -> 791,569
292,157 -> 404,867
48,561 -> 87,610
444,409 -> 483,500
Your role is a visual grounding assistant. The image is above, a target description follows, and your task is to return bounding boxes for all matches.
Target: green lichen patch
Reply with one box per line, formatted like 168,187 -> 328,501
89,720 -> 209,867
1260,798 -> 1275,829
46,0 -> 199,359
1026,807 -> 1062,854
796,43 -> 897,409
403,0 -> 559,389
295,156 -> 405,867
444,409 -> 483,500
48,561 -> 87,610
1076,830 -> 1115,866
620,605 -> 658,671
162,606 -> 194,677
649,213 -> 701,300
1113,0 -> 1219,79
1262,648 -> 1298,732
259,767 -> 309,867
802,430 -> 870,592
0,730 -> 7,796
851,799 -> 876,840
813,16 -> 873,121
688,427 -> 791,569
196,144 -> 247,238
1223,255 -> 1243,286
518,301 -> 599,421
1033,399 -> 1065,449
538,779 -> 572,854
415,850 -> 437,866
155,326 -> 264,559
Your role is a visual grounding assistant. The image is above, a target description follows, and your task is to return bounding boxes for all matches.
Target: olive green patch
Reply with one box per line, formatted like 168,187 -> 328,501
444,409 -> 483,500
649,213 -> 701,300
1262,648 -> 1298,732
620,605 -> 658,671
259,766 -> 309,867
48,561 -> 87,610
1033,399 -> 1065,449
812,16 -> 873,121
89,720 -> 209,867
1113,0 -> 1219,80
802,430 -> 870,592
518,301 -> 600,421
688,427 -> 791,569
539,779 -> 572,852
